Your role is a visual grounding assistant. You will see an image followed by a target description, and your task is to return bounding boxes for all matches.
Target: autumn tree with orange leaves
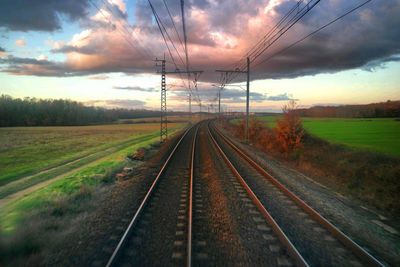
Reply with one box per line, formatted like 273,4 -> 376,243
274,101 -> 304,156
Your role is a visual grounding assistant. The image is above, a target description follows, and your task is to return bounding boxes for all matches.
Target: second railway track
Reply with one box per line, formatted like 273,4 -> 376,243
208,121 -> 383,267
106,124 -> 199,266
104,120 -> 384,266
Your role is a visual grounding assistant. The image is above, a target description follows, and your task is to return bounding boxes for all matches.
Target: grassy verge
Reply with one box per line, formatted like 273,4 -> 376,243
299,134 -> 400,215
226,118 -> 400,217
0,124 -> 185,265
0,133 -> 160,198
0,123 -> 177,186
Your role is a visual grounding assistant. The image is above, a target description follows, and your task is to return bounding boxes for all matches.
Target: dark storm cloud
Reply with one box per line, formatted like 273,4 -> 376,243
222,89 -> 268,103
112,85 -> 157,92
249,0 -> 400,80
266,93 -> 298,101
0,55 -> 152,77
105,99 -> 147,108
106,2 -> 128,20
51,45 -> 98,55
1,0 -> 399,83
170,87 -> 267,103
0,0 -> 90,32
84,99 -> 147,109
0,47 -> 5,52
188,0 -> 210,9
0,55 -> 85,77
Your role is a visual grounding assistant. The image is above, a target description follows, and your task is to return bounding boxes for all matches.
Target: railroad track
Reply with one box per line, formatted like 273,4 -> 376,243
103,120 -> 384,266
208,121 -> 384,267
106,124 -> 199,267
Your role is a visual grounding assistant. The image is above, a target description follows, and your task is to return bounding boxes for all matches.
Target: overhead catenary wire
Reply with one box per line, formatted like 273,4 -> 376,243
99,0 -> 154,58
148,0 -> 192,93
250,0 -> 321,63
162,0 -> 186,53
180,0 -> 202,106
161,0 -> 201,103
230,0 -> 305,69
151,4 -> 187,68
252,0 -> 373,69
222,0 -> 321,86
89,0 -> 152,59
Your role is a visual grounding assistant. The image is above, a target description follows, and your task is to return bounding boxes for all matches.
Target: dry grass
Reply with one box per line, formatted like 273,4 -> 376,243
0,125 -> 186,266
0,123 -> 182,186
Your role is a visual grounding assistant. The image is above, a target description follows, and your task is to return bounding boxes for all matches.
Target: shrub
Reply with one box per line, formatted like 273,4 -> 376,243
274,101 -> 304,156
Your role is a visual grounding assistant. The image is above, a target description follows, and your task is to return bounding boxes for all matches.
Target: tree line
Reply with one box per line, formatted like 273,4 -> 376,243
296,100 -> 400,118
0,95 -> 167,127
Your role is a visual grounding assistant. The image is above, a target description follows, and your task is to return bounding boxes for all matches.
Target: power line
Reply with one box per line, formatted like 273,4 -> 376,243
231,0 -> 305,68
222,0 -> 321,85
88,0 -> 151,59
253,0 -> 373,69
250,0 -> 321,63
151,4 -> 186,68
180,0 -> 190,71
180,0 -> 201,105
148,1 -> 180,71
162,0 -> 185,53
99,0 -> 154,58
148,0 -> 193,96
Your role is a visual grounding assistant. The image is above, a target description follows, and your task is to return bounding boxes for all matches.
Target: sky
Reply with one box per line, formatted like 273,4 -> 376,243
0,0 -> 399,112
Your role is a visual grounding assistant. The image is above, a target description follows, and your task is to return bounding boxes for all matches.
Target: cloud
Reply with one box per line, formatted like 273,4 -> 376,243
36,55 -> 48,61
112,85 -> 157,92
0,55 -> 85,77
88,75 -> 109,80
84,99 -> 147,109
15,40 -> 26,47
169,85 -> 267,104
1,0 -> 399,83
0,0 -> 90,32
266,93 -> 298,101
0,47 -> 5,58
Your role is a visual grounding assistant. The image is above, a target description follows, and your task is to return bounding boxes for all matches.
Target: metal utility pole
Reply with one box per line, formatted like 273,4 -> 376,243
155,58 -> 168,142
161,66 -> 203,126
218,90 -> 221,118
155,59 -> 202,141
216,56 -> 250,142
188,93 -> 191,122
246,57 -> 250,142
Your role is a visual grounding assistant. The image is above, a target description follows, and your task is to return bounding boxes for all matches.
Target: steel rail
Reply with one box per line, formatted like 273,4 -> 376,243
106,126 -> 193,267
187,125 -> 199,267
211,123 -> 385,267
207,123 -> 309,267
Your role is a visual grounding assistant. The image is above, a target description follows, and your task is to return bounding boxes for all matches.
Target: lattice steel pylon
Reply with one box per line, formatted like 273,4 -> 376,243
156,57 -> 203,141
155,58 -> 168,142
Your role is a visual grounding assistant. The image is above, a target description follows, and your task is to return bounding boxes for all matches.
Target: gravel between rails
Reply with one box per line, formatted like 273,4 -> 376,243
210,124 -> 365,266
194,123 -> 295,266
215,122 -> 400,266
115,125 -> 198,266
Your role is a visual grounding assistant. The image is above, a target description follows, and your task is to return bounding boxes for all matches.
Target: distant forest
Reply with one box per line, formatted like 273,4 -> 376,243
0,95 -> 165,127
296,100 -> 400,118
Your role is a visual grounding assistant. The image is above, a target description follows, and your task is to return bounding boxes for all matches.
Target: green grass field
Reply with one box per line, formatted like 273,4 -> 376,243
239,116 -> 400,156
0,123 -> 186,234
0,123 -> 183,186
